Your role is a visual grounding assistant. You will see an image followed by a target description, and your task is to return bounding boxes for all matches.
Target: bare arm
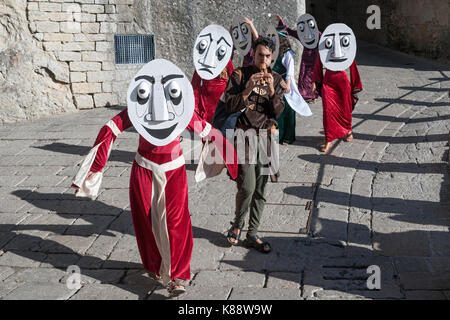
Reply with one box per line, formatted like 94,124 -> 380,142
244,17 -> 259,40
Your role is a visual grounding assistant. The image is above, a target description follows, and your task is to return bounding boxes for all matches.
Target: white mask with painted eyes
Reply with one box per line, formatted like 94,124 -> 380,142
231,16 -> 252,56
193,24 -> 233,80
265,25 -> 280,69
298,23 -> 305,32
319,23 -> 357,71
297,13 -> 319,49
218,45 -> 227,57
168,81 -> 181,99
127,59 -> 195,146
137,82 -> 150,100
199,39 -> 208,51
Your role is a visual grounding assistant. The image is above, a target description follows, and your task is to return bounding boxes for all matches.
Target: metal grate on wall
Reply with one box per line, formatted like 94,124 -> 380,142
114,34 -> 155,65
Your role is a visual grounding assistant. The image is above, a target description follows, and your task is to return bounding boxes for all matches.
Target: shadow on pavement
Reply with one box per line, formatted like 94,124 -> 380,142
11,190 -> 134,237
374,98 -> 448,108
3,184 -> 450,299
352,113 -> 450,124
0,231 -> 163,299
299,154 -> 447,175
33,142 -> 135,165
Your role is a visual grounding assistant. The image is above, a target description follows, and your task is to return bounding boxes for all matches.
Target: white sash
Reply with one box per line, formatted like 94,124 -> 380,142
135,153 -> 185,285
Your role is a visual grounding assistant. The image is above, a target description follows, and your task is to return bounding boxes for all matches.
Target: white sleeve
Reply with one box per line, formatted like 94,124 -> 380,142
282,50 -> 313,117
72,141 -> 107,199
72,120 -> 122,199
282,50 -> 295,79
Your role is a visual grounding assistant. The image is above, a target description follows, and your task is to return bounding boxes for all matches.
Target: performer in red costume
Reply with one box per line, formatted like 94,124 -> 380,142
191,24 -> 235,123
311,23 -> 363,153
191,60 -> 234,123
72,59 -> 237,297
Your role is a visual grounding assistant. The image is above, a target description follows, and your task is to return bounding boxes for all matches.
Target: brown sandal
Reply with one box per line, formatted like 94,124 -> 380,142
226,222 -> 241,246
167,279 -> 186,297
243,235 -> 271,254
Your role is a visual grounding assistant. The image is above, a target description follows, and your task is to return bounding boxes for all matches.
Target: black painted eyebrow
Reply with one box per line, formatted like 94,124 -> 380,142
135,75 -> 155,83
323,32 -> 351,37
199,33 -> 212,41
162,74 -> 184,83
217,37 -> 231,47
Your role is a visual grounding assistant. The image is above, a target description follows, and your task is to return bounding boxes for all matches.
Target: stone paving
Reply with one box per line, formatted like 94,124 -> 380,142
0,41 -> 449,300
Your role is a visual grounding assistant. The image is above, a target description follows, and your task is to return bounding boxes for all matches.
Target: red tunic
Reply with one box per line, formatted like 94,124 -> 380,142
83,109 -> 237,283
312,57 -> 363,142
191,60 -> 234,123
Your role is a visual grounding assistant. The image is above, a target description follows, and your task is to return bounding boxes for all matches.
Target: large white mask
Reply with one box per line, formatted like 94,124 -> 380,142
319,23 -> 356,71
265,25 -> 280,69
231,16 -> 252,56
127,59 -> 195,146
297,13 -> 319,49
193,24 -> 233,80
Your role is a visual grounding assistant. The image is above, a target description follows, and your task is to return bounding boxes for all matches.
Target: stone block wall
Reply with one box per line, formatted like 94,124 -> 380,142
26,0 -> 138,110
1,0 -> 306,123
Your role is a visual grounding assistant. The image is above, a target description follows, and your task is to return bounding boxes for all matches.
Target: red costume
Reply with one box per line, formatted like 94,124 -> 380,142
72,109 -> 237,285
191,60 -> 234,123
312,58 -> 363,142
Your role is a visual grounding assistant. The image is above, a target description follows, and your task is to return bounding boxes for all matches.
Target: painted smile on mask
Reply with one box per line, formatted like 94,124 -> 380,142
305,38 -> 316,46
239,42 -> 248,51
144,122 -> 178,139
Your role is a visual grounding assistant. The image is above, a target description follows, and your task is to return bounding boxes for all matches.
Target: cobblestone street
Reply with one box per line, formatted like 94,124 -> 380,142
0,41 -> 449,300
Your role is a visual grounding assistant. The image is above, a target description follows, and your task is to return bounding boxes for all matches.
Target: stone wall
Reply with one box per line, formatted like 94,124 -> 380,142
26,0 -> 136,111
0,0 -> 305,124
0,0 -> 76,124
306,0 -> 450,64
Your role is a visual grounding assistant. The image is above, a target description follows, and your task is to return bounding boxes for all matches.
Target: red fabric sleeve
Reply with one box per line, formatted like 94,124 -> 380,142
191,70 -> 202,114
90,109 -> 132,172
350,60 -> 363,93
311,54 -> 323,84
186,112 -> 238,180
186,110 -> 208,135
226,59 -> 234,78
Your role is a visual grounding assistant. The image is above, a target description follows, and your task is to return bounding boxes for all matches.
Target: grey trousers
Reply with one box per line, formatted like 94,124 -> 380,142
233,161 -> 269,237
